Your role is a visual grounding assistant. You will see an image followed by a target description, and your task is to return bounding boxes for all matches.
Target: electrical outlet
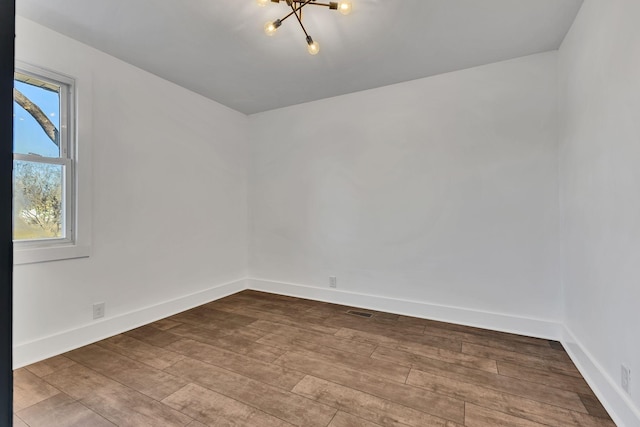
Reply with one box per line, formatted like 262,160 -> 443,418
621,365 -> 631,393
93,302 -> 105,320
329,276 -> 337,288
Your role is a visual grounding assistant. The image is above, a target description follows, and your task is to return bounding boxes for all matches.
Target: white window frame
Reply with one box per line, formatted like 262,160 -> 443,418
13,62 -> 90,264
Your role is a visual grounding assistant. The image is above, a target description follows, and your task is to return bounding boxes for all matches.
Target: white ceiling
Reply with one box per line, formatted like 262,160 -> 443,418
16,0 -> 583,115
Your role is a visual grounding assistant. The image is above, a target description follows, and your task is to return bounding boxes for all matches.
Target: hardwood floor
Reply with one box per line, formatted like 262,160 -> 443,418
13,290 -> 615,426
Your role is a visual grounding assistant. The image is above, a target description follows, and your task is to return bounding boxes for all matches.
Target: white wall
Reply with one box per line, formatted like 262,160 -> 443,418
559,0 -> 640,424
248,52 -> 561,331
13,17 -> 249,366
13,9 -> 640,425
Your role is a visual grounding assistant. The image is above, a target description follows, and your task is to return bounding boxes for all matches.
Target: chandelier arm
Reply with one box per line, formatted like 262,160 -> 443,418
289,0 -> 344,9
279,9 -> 297,23
277,0 -> 312,24
302,2 -> 333,7
289,0 -> 312,38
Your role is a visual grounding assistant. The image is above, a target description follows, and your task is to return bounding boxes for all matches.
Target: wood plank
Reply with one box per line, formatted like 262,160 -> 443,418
421,319 -> 553,348
379,340 -> 498,373
125,324 -> 182,348
162,321 -> 231,342
497,361 -> 593,394
235,290 -> 323,311
250,319 -> 334,338
13,368 -> 60,412
82,388 -> 191,427
407,369 -> 615,427
462,342 -> 582,377
253,321 -> 378,356
64,344 -> 187,400
202,329 -> 285,362
328,411 -> 386,427
259,332 -> 410,383
372,346 -> 586,412
190,305 -> 259,327
323,314 -> 427,337
24,355 -> 76,378
168,323 -> 284,363
43,364 -> 192,426
471,338 -> 572,363
334,327 -> 461,352
276,350 -> 464,423
226,290 -> 308,305
463,403 -> 548,427
169,307 -> 254,332
149,318 -> 182,331
165,338 -> 305,390
549,340 -> 565,351
17,393 -> 115,427
96,334 -> 185,370
219,295 -> 315,318
578,393 -> 614,420
13,414 -> 29,427
162,383 -> 294,427
42,364 -> 122,400
217,304 -> 341,335
292,375 -> 462,427
166,357 -> 337,426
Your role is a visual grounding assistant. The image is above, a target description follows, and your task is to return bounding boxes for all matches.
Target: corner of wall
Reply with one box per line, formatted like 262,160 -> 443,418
562,327 -> 640,427
247,278 -> 563,341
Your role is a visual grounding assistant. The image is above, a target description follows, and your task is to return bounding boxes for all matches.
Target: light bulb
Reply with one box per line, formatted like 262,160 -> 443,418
264,19 -> 281,36
256,0 -> 269,6
337,1 -> 352,15
307,40 -> 320,55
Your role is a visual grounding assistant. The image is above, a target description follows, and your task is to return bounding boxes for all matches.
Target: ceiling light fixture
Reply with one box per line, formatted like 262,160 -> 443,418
257,0 -> 352,55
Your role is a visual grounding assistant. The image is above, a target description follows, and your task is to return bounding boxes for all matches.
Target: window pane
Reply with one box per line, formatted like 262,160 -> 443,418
13,78 -> 61,158
13,160 -> 65,240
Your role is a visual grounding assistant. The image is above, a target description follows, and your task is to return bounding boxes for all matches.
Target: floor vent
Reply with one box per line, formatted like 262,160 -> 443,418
346,310 -> 373,318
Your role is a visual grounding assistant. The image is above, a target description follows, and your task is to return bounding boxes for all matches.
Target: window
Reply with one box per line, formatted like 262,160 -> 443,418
13,63 -> 89,263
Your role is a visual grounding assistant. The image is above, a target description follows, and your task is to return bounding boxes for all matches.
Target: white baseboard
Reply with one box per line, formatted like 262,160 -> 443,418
12,278 -> 247,369
246,278 -> 562,340
562,327 -> 640,427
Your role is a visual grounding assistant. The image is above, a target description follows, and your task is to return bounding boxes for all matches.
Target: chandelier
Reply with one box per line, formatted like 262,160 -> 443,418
257,0 -> 353,55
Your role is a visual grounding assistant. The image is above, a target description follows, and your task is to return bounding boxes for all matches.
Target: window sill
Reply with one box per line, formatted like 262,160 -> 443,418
13,244 -> 91,265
